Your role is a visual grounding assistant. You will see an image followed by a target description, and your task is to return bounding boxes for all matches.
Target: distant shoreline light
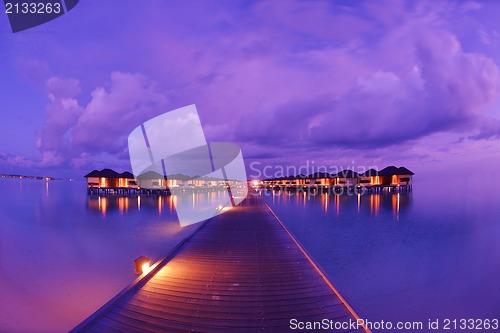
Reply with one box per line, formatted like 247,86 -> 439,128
0,173 -> 56,181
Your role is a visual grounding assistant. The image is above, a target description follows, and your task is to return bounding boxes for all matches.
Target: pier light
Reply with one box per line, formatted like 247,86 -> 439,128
216,204 -> 224,210
134,256 -> 151,275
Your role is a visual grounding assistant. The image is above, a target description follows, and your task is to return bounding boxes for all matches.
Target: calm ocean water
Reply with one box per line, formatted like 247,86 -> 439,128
261,173 -> 500,330
0,178 -> 200,333
1,174 -> 499,332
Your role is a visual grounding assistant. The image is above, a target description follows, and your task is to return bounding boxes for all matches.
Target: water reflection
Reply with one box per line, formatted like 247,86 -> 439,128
392,193 -> 400,220
87,195 -> 168,216
261,189 -> 412,219
370,194 -> 380,216
244,178 -> 500,326
86,190 -> 231,218
0,178 -> 207,333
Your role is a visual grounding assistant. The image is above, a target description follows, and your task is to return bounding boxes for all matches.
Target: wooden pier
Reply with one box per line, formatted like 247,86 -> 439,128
72,191 -> 369,333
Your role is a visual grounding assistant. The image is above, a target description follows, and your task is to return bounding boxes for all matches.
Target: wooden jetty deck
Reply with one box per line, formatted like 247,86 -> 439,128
72,191 -> 369,333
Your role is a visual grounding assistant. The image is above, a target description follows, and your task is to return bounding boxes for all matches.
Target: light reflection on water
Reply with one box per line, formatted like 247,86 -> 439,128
266,188 -> 412,219
260,179 -> 500,330
2,176 -> 499,331
0,179 -> 203,333
86,190 -> 231,217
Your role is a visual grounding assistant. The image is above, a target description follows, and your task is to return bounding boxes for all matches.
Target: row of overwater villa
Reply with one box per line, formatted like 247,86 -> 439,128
84,166 -> 414,195
254,166 -> 414,193
84,169 -> 239,195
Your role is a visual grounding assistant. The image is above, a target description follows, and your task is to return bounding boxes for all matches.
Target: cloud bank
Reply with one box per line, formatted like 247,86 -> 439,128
34,72 -> 168,168
2,0 -> 500,173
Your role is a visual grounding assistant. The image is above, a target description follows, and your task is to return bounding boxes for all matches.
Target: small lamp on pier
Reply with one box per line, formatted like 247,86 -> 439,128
134,256 -> 151,275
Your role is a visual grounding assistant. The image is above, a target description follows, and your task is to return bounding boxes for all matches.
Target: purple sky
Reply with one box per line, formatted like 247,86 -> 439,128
1,0 -> 500,179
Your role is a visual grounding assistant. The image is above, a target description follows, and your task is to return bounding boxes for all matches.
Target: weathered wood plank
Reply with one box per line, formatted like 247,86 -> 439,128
71,191 -> 369,333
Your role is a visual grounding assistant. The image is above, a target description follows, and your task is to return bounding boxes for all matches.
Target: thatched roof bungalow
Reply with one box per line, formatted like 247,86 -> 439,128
332,170 -> 359,187
358,168 -> 381,187
84,169 -> 136,189
378,166 -> 414,186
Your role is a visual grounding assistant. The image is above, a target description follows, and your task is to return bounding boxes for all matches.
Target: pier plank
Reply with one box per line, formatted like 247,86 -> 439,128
72,191 -> 369,333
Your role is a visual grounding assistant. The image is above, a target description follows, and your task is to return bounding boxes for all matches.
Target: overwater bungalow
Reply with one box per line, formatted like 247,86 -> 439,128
271,176 -> 288,189
261,166 -> 414,193
295,174 -> 307,187
262,179 -> 272,188
301,172 -> 333,192
332,170 -> 359,187
283,175 -> 301,189
84,169 -> 102,188
85,167 -> 242,196
308,172 -> 333,187
358,168 -> 381,187
166,173 -> 194,188
300,175 -> 318,189
357,166 -> 413,192
118,171 -> 136,188
203,176 -> 228,188
136,171 -> 166,189
378,166 -> 414,186
260,176 -> 300,190
84,169 -> 137,193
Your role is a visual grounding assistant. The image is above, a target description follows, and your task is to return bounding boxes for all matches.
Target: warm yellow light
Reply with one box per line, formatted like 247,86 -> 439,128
216,204 -> 224,210
100,197 -> 108,216
134,256 -> 151,275
252,180 -> 259,186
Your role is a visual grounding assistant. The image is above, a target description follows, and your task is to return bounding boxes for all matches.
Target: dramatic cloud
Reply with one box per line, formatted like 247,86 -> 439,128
308,33 -> 500,147
229,1 -> 500,149
34,72 -> 168,168
2,0 -> 500,175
